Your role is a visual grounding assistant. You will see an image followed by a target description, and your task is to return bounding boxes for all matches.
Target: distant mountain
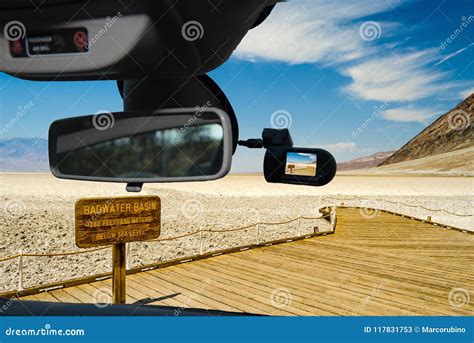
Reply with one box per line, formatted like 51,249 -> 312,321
372,146 -> 473,176
380,94 -> 473,166
0,137 -> 49,172
337,151 -> 394,171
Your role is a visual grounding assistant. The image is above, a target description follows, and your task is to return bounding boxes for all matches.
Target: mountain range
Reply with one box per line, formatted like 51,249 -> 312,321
339,94 -> 473,173
0,137 -> 49,172
336,151 -> 394,171
380,93 -> 473,167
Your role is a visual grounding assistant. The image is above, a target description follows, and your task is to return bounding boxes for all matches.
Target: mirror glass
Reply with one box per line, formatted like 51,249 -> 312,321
49,109 -> 232,182
285,152 -> 317,176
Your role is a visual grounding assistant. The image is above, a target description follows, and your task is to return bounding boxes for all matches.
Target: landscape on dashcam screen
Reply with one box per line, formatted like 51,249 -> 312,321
0,0 -> 472,316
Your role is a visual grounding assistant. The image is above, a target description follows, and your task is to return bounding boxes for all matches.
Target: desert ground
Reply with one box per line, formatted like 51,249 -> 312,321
0,172 -> 472,292
285,164 -> 317,176
358,146 -> 474,177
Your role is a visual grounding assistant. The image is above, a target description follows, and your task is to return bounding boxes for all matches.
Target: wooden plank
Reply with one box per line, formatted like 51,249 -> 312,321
233,243 -> 471,315
62,286 -> 94,303
146,269 -> 265,314
48,289 -> 81,303
140,270 -> 241,313
34,291 -> 60,302
217,253 -> 424,315
204,255 -> 431,315
186,259 -> 340,315
126,275 -> 185,308
169,263 -> 315,316
91,280 -> 138,304
269,241 -> 473,284
20,295 -> 40,301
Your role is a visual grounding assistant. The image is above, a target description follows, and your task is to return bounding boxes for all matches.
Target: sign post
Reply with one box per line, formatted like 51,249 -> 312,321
75,196 -> 161,304
112,243 -> 126,304
287,164 -> 295,174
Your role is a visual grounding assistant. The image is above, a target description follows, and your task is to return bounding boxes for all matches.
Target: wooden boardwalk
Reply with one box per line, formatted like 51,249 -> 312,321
19,208 -> 473,315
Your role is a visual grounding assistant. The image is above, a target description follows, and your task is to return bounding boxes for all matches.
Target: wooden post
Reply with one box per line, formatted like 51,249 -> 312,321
256,224 -> 260,244
125,243 -> 130,270
330,209 -> 336,232
199,227 -> 204,255
112,243 -> 126,304
18,250 -> 24,291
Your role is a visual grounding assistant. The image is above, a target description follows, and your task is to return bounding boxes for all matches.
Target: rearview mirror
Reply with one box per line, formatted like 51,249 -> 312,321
49,108 -> 232,184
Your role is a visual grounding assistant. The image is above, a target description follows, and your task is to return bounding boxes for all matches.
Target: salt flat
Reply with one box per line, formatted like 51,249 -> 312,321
150,173 -> 473,197
0,173 -> 472,293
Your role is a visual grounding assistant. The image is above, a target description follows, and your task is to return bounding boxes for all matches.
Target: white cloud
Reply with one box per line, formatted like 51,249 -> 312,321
319,142 -> 357,152
435,43 -> 474,66
458,87 -> 474,99
234,0 -> 401,64
235,1 -> 457,103
381,106 -> 441,123
342,49 -> 452,102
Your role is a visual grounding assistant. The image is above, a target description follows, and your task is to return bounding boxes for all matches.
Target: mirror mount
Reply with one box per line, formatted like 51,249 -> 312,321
238,128 -> 293,149
126,182 -> 143,193
120,75 -> 239,154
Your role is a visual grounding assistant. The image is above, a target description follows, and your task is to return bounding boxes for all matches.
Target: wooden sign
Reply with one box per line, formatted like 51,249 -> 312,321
287,164 -> 295,174
75,196 -> 161,248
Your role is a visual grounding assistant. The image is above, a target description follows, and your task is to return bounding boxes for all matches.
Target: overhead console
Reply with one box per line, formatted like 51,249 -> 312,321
0,0 -> 279,81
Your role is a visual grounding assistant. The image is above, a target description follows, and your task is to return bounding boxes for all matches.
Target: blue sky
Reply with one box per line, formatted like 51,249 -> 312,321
1,0 -> 473,172
287,152 -> 317,165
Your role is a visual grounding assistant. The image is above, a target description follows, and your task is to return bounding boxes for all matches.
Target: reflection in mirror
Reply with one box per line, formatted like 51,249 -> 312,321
285,152 -> 317,176
52,111 -> 227,180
